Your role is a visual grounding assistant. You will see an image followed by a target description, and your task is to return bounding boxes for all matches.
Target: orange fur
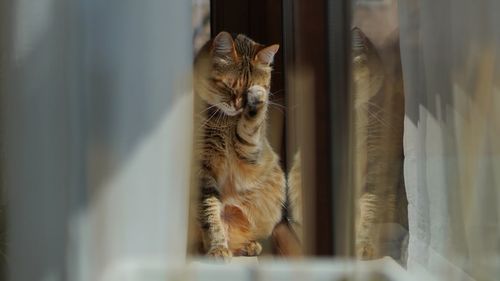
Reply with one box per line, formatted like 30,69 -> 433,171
194,32 -> 285,260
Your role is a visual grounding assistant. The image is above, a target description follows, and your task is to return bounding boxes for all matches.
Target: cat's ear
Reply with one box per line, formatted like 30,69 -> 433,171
213,31 -> 235,57
352,27 -> 367,52
255,44 -> 279,65
351,26 -> 376,55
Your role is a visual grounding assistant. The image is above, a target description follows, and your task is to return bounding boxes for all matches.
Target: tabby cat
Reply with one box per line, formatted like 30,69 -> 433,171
193,31 -> 286,261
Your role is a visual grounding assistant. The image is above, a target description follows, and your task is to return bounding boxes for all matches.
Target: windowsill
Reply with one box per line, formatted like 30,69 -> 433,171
100,256 -> 436,281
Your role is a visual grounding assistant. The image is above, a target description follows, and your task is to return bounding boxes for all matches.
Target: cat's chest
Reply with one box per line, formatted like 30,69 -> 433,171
212,155 -> 259,196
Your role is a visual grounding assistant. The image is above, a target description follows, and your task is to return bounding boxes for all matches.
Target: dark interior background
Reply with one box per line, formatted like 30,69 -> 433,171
210,0 -> 287,168
210,0 -> 352,256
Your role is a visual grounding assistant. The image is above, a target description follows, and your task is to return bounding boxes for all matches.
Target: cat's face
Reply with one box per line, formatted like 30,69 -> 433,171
351,27 -> 384,105
194,32 -> 279,116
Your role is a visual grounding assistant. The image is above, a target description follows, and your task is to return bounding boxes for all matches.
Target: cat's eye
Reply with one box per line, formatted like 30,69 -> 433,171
225,78 -> 237,88
212,77 -> 236,89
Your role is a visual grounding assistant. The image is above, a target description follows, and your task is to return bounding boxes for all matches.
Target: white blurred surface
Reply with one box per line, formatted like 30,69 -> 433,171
399,0 -> 500,279
2,1 -> 193,280
98,257 -> 433,281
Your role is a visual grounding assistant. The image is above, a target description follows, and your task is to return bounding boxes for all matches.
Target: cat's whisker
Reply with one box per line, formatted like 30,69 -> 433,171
269,89 -> 284,96
200,108 -> 220,129
268,101 -> 286,109
365,111 -> 390,129
270,97 -> 285,103
369,109 -> 393,129
268,102 -> 285,114
214,109 -> 225,125
214,112 -> 221,125
199,103 -> 222,115
361,104 -> 394,129
365,101 -> 400,118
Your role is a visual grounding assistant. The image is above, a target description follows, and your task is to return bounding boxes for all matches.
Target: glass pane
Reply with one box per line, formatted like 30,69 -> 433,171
351,0 -> 408,263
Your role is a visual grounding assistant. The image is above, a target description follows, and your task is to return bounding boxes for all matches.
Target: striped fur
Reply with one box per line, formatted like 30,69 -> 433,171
352,27 -> 406,259
193,32 -> 285,261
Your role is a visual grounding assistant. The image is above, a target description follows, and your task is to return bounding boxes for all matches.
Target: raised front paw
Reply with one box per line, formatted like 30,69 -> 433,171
207,245 -> 232,262
245,85 -> 268,117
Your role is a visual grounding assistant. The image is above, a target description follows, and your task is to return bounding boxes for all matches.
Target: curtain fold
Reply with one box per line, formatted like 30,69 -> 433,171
399,0 -> 500,279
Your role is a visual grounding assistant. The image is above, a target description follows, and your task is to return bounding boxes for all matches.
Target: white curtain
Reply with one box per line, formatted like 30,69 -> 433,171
399,0 -> 500,280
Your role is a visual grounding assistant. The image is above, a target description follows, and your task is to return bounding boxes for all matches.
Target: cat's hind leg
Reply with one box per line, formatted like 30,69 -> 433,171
356,192 -> 381,259
236,241 -> 262,256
